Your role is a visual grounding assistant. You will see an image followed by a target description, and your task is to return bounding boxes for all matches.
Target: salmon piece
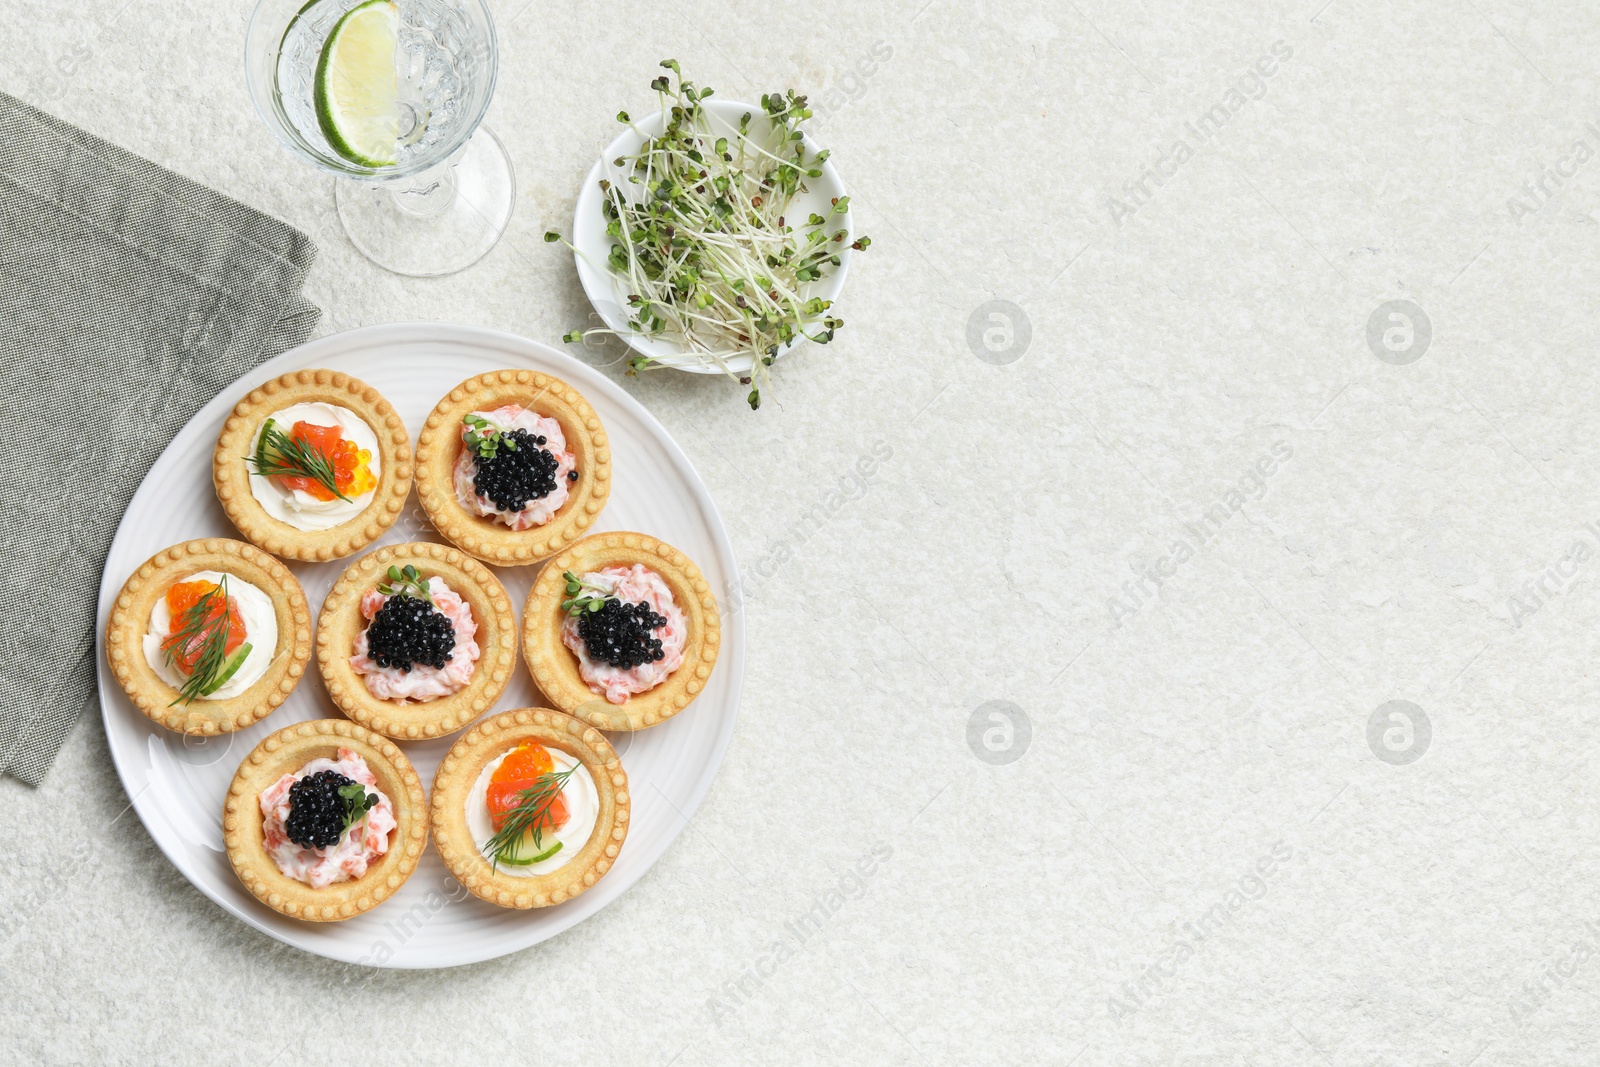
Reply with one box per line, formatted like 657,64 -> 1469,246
276,421 -> 376,502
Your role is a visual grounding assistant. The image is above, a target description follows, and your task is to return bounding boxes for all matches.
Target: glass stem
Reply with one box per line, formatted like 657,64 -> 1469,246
390,157 -> 460,219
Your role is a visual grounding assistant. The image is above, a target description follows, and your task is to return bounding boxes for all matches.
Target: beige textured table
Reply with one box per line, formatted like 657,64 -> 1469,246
5,1 -> 1600,1064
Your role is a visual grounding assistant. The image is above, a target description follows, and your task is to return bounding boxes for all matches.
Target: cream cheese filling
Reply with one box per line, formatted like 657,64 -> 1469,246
466,749 -> 598,877
142,569 -> 277,700
247,402 -> 381,531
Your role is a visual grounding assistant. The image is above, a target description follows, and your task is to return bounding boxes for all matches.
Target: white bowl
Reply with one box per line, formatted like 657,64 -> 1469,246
570,98 -> 854,375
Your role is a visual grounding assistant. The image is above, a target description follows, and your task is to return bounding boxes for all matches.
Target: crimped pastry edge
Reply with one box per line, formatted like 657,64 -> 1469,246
213,368 -> 414,562
429,708 -> 629,909
521,531 -> 720,731
414,369 -> 611,566
104,537 -> 312,735
316,542 -> 517,741
222,719 -> 430,922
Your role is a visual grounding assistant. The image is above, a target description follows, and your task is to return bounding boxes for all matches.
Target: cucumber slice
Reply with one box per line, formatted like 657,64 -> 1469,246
526,841 -> 563,864
201,643 -> 253,696
497,833 -> 562,866
253,418 -> 275,470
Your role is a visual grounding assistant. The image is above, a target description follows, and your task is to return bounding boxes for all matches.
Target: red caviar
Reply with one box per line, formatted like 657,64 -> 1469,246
485,743 -> 570,833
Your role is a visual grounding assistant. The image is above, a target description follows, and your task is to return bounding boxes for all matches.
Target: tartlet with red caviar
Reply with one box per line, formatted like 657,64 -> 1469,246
214,368 -> 413,561
104,538 -> 312,735
429,708 -> 628,909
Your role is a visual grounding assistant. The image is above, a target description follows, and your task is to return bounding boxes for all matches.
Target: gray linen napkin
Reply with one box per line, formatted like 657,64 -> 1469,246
0,92 -> 321,784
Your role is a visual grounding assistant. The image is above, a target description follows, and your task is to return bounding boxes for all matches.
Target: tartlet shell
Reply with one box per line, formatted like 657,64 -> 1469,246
223,719 -> 429,922
414,369 -> 611,565
104,537 -> 312,735
522,531 -> 720,731
430,708 -> 629,909
317,542 -> 517,740
213,368 -> 414,561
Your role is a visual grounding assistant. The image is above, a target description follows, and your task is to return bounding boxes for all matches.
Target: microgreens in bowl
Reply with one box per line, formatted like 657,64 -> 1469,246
546,60 -> 871,411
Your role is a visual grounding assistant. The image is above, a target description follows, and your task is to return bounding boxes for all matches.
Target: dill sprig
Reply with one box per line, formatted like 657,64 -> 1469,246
482,768 -> 575,870
246,418 -> 350,501
163,578 -> 234,706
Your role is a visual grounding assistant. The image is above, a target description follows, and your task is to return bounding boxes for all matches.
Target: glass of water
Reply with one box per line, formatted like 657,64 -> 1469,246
245,0 -> 513,277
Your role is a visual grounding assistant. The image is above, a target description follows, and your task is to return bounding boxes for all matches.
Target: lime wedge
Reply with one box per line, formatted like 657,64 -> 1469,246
314,0 -> 399,167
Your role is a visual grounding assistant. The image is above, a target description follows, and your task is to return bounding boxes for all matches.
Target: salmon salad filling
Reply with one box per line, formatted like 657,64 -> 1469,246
452,404 -> 576,530
560,564 -> 687,705
350,572 -> 480,704
259,748 -> 396,889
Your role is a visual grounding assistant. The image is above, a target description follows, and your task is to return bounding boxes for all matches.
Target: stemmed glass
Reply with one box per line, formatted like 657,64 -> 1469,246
245,0 -> 514,277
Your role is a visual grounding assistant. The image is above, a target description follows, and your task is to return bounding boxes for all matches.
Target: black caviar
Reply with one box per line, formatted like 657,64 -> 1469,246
367,594 -> 455,672
578,598 -> 667,670
286,770 -> 357,849
474,429 -> 558,512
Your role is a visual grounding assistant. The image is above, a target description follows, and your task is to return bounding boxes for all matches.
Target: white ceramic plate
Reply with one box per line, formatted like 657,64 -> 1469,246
571,98 -> 854,374
94,323 -> 744,967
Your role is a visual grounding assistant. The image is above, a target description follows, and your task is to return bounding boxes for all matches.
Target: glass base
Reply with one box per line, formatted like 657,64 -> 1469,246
335,125 -> 515,277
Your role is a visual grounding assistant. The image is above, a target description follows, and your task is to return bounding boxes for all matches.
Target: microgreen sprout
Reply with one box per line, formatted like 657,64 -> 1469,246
547,60 -> 871,410
338,782 -> 379,836
462,414 -> 517,460
560,570 -> 613,616
377,564 -> 432,604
